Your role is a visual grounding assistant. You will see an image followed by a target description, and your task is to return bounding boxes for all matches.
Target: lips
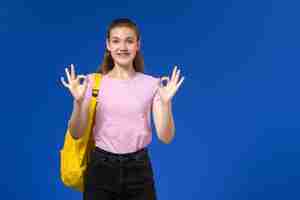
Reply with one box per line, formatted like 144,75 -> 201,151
117,53 -> 130,57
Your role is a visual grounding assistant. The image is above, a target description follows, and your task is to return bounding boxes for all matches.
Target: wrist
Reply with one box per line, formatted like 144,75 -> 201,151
73,99 -> 83,107
161,100 -> 171,106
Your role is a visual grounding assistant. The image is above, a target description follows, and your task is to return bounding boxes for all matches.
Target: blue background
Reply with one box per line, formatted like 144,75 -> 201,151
1,0 -> 300,199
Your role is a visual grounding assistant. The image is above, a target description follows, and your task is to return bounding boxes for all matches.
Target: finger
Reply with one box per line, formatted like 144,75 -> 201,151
171,65 -> 177,81
65,67 -> 71,82
175,76 -> 185,91
60,77 -> 69,88
175,68 -> 181,83
70,64 -> 76,80
160,76 -> 169,87
76,75 -> 86,84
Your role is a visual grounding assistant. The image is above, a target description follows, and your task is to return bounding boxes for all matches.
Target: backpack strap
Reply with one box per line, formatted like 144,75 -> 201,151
85,73 -> 102,159
90,73 -> 102,123
92,73 -> 102,98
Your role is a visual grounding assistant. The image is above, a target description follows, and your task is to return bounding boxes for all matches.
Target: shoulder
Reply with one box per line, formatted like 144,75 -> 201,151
87,72 -> 103,78
137,72 -> 161,97
138,72 -> 160,86
86,73 -> 104,84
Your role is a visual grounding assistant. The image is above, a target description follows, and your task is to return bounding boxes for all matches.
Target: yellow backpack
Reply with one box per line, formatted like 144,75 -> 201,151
60,73 -> 102,192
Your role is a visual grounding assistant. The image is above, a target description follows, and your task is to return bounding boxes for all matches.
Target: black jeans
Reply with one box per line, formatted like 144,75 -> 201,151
83,146 -> 157,200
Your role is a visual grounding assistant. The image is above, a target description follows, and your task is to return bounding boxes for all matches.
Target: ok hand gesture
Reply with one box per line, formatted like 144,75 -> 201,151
60,64 -> 88,104
157,65 -> 185,104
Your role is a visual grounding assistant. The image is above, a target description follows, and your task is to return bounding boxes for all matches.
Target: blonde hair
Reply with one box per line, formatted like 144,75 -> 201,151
96,18 -> 144,74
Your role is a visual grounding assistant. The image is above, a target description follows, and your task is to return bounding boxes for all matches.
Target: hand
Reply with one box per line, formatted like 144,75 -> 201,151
157,65 -> 185,104
60,64 -> 88,104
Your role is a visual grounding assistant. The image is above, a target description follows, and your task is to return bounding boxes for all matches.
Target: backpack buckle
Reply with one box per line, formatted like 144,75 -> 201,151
92,89 -> 99,97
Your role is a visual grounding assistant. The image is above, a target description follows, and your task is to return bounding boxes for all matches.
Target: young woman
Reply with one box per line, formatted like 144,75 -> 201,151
60,18 -> 184,200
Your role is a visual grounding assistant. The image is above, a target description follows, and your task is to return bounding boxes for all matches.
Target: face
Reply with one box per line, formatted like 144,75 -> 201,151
106,26 -> 140,68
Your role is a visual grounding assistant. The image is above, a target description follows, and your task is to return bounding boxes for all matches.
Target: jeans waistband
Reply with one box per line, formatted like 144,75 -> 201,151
93,146 -> 148,162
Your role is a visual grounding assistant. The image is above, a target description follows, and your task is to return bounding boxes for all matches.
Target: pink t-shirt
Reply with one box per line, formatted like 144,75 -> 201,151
84,72 -> 161,154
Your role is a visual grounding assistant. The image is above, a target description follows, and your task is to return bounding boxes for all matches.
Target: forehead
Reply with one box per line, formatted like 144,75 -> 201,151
109,26 -> 137,39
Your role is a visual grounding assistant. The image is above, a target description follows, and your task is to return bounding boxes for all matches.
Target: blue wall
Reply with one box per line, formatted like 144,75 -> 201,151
1,0 -> 299,199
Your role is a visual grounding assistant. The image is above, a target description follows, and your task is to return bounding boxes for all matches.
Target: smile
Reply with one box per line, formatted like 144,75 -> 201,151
117,53 -> 130,57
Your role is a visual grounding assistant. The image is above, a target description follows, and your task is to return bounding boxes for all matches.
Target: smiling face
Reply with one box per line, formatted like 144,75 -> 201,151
106,26 -> 140,68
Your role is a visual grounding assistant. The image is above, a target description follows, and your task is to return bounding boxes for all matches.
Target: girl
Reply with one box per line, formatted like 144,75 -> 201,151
61,18 -> 184,200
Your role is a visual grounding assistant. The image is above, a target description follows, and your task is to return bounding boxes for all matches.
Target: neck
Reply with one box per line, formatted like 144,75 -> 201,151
108,64 -> 136,79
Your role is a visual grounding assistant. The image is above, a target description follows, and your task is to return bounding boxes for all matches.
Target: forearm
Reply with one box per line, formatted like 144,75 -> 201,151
157,101 -> 175,144
68,100 -> 89,139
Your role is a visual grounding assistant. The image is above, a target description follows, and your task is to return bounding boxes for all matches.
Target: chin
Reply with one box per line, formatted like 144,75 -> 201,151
115,59 -> 135,67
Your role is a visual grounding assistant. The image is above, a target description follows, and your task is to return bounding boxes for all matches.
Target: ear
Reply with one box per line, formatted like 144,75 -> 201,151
106,39 -> 111,51
137,39 -> 141,51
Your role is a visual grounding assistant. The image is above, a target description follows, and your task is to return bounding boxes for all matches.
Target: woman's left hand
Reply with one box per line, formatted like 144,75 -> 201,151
157,65 -> 185,104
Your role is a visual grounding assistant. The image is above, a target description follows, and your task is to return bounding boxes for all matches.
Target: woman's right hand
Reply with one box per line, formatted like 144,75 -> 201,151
60,64 -> 88,104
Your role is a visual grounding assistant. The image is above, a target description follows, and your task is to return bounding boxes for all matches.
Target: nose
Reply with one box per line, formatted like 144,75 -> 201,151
120,41 -> 128,51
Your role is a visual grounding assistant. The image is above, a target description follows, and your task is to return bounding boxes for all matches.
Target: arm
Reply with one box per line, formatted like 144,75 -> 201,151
152,99 -> 175,144
151,65 -> 184,144
68,99 -> 90,139
60,65 -> 92,139
67,74 -> 93,139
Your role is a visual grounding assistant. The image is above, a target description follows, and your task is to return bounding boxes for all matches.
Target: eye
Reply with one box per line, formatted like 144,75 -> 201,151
111,40 -> 119,44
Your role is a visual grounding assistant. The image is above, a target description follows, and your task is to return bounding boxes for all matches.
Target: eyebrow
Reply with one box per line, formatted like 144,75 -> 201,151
110,36 -> 135,40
